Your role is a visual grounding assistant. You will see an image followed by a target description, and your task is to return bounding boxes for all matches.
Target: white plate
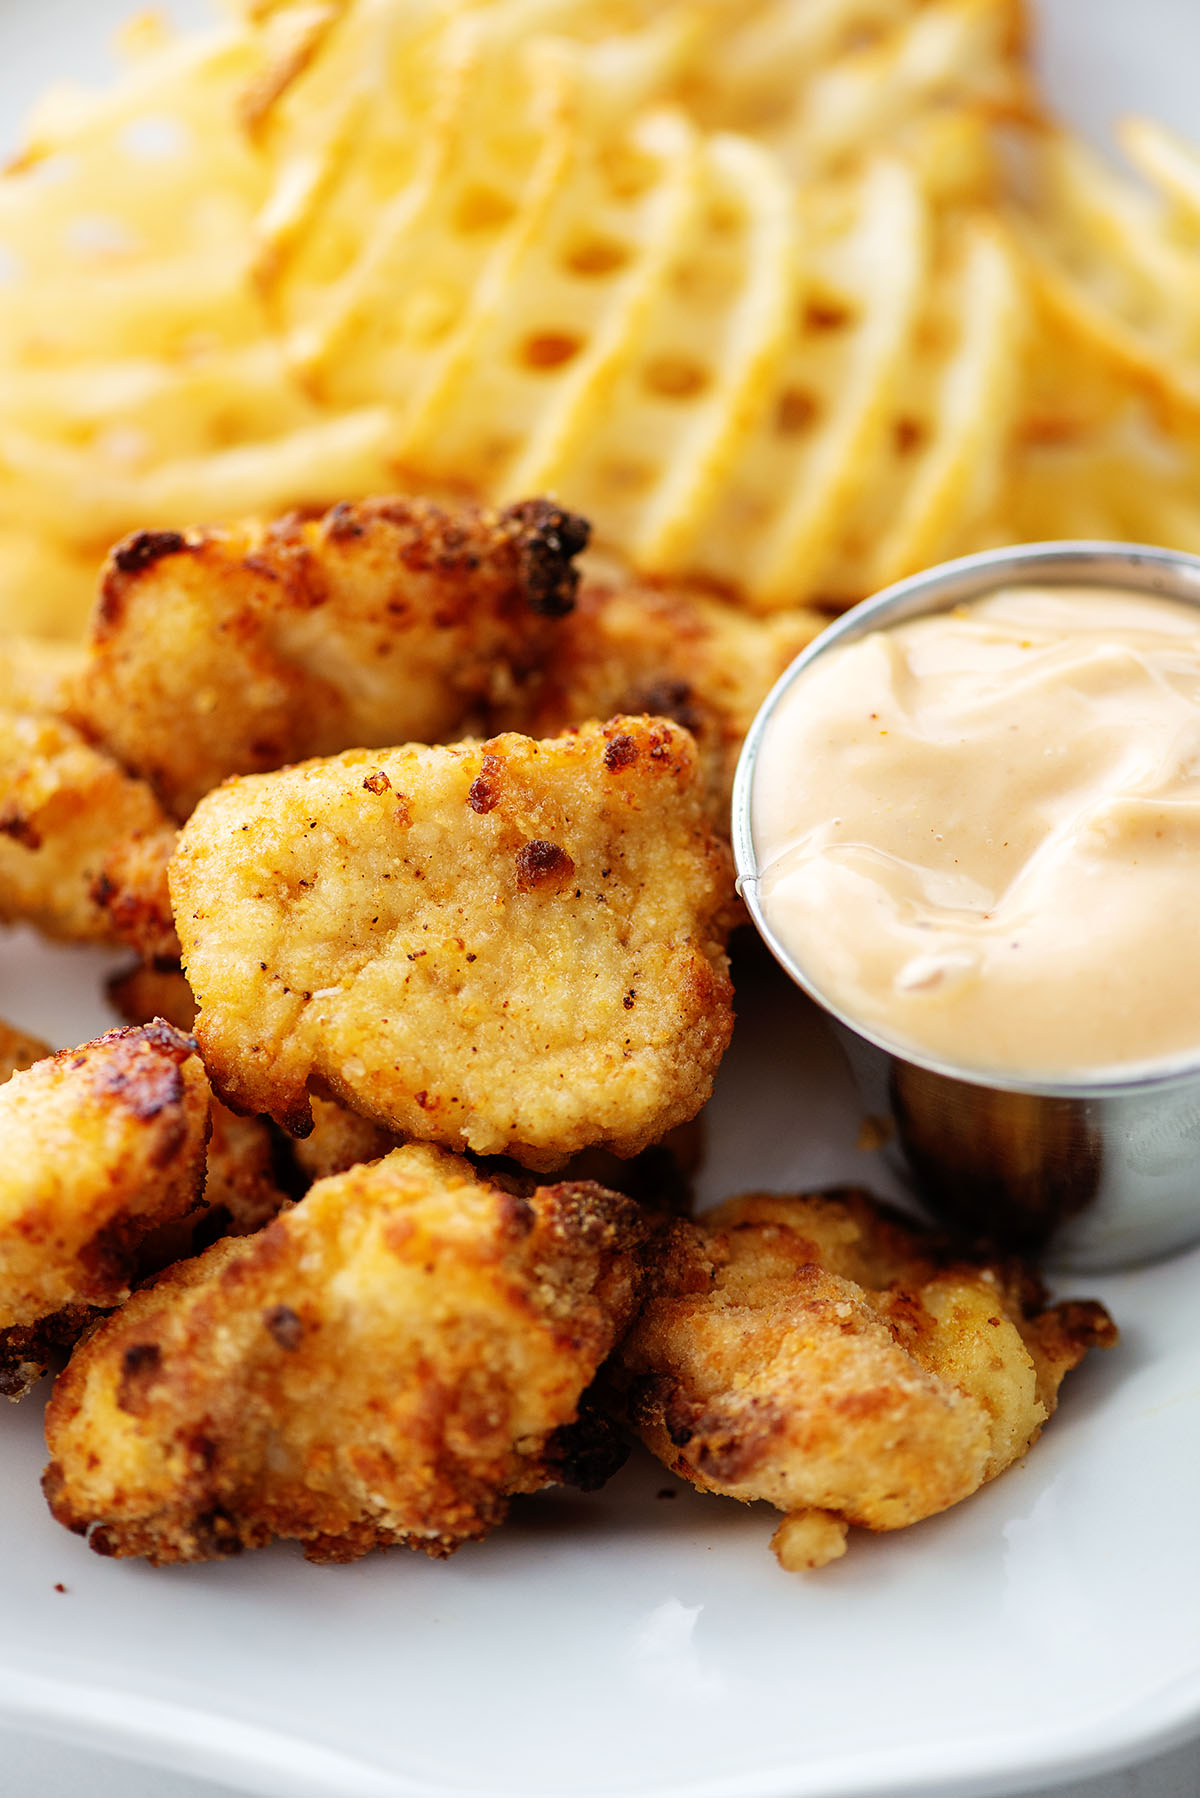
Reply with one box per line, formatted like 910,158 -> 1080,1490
4,4 -> 1200,1797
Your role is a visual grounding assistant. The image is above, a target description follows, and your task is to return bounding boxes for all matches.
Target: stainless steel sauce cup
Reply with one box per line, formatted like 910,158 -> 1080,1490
732,541 -> 1200,1271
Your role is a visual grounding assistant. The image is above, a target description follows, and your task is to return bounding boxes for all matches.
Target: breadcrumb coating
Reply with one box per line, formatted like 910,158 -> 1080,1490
290,1095 -> 401,1183
0,1022 -> 210,1398
618,1190 -> 1116,1568
72,495 -> 588,819
44,1144 -> 650,1564
0,707 -> 177,955
170,717 -> 734,1168
525,575 -> 824,821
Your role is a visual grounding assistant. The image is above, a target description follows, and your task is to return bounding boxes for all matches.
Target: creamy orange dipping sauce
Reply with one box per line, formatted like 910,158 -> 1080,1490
751,584 -> 1200,1077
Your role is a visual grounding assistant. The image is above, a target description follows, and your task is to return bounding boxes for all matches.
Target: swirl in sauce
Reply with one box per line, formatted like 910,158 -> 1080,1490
752,584 -> 1200,1077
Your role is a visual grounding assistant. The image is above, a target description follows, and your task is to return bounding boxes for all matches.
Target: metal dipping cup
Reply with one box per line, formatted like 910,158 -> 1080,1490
732,541 -> 1200,1272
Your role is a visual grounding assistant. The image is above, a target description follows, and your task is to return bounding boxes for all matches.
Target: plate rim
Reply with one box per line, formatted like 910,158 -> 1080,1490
4,1642 -> 1200,1798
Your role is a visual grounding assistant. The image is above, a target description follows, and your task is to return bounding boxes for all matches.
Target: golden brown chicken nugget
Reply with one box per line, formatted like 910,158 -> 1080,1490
44,1143 -> 651,1564
0,706 -> 178,956
72,495 -> 588,819
525,576 -> 824,822
618,1190 -> 1116,1569
171,717 -> 734,1168
102,970 -> 295,1261
0,1021 -> 210,1398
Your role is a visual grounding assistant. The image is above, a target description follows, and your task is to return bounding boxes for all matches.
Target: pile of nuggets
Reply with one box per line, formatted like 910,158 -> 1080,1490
0,490 -> 1115,1572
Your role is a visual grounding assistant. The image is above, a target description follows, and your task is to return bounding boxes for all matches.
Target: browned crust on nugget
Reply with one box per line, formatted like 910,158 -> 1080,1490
90,827 -> 180,962
0,1022 -> 210,1347
0,707 -> 177,949
521,576 -> 823,821
618,1189 -> 1115,1564
107,963 -> 197,1034
44,1144 -> 650,1562
289,1094 -> 402,1183
74,494 -> 588,818
0,1304 -> 98,1400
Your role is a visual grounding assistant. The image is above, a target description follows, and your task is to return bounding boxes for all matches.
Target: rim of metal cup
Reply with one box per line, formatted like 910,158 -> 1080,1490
732,539 -> 1200,1099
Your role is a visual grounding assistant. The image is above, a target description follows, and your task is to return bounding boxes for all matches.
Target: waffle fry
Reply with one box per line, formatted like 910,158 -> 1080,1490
1,0 -> 1200,637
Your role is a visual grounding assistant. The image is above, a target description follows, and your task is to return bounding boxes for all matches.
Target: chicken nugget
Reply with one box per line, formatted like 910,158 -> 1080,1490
0,706 -> 178,956
170,717 -> 734,1168
0,1022 -> 210,1398
525,576 -> 824,822
618,1190 -> 1116,1570
72,495 -> 588,819
43,1143 -> 650,1564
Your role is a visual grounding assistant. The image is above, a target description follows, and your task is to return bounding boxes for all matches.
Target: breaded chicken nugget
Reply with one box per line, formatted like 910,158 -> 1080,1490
526,576 -> 824,821
0,706 -> 178,956
618,1191 -> 1116,1570
43,1144 -> 650,1564
72,495 -> 588,819
171,717 -> 734,1168
0,1022 -> 210,1399
0,1015 -> 50,1083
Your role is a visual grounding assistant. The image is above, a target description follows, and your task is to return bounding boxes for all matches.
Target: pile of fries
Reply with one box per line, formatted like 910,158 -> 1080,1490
2,0 -> 1200,636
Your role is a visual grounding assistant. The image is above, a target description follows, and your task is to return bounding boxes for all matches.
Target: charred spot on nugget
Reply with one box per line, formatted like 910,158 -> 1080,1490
514,839 -> 575,892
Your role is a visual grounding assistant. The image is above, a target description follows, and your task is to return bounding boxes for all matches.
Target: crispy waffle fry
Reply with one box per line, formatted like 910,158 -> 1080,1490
0,10 -> 390,630
806,215 -> 1023,601
865,218 -> 1024,589
763,0 -> 1031,179
1015,132 -> 1200,424
3,0 -> 1200,637
514,129 -> 797,565
1120,117 -> 1200,227
693,158 -> 929,607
